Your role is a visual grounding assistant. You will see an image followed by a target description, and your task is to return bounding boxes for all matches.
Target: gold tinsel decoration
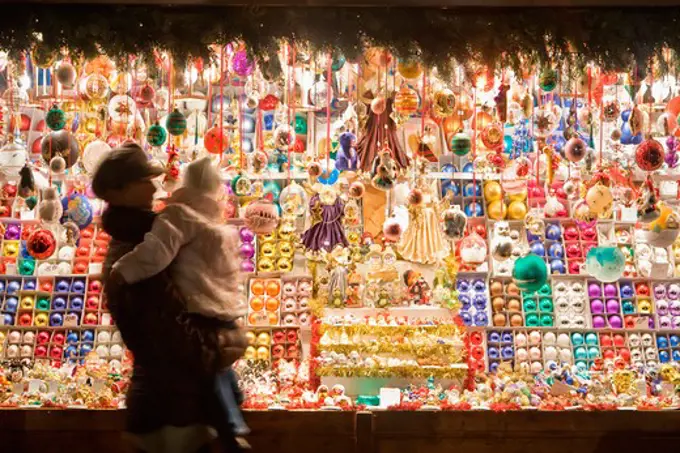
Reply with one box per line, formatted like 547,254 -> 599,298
319,324 -> 463,337
315,364 -> 468,379
318,342 -> 466,362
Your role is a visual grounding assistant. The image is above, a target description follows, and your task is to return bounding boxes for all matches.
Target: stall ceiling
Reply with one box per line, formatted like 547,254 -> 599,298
7,0 -> 680,6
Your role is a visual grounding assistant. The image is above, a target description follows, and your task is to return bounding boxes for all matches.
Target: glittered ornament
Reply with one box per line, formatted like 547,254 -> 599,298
244,199 -> 279,235
46,104 -> 66,131
146,122 -> 167,147
585,246 -> 625,283
83,73 -> 110,101
459,232 -> 488,265
61,193 -> 94,229
538,67 -> 558,92
513,253 -> 548,293
564,137 -> 587,163
165,109 -> 187,136
481,123 -> 504,149
231,173 -> 252,197
394,85 -> 419,116
397,59 -> 423,79
27,229 -> 56,260
204,126 -> 229,154
585,183 -> 614,217
231,50 -> 254,77
635,138 -> 665,172
432,89 -> 456,118
450,131 -> 471,156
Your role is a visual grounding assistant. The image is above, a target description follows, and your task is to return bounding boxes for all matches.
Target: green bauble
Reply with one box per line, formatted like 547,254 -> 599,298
18,258 -> 36,276
539,67 -> 557,92
291,113 -> 308,135
331,53 -> 346,72
165,109 -> 187,136
450,131 -> 471,156
46,104 -> 66,131
25,196 -> 38,210
512,253 -> 548,293
147,122 -> 167,146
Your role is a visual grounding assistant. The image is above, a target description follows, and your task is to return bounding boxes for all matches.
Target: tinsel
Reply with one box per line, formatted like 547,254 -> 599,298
2,5 -> 680,73
319,324 -> 463,337
489,401 -> 522,412
440,401 -> 473,411
318,342 -> 465,361
388,401 -> 423,411
315,365 -> 468,379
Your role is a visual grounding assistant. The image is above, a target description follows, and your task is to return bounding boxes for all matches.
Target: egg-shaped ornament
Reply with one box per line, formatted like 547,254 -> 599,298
371,96 -> 387,115
394,85 -> 419,116
204,126 -> 229,155
146,122 -> 167,147
81,139 -> 111,175
585,246 -> 625,283
635,138 -> 665,172
432,89 -> 456,118
279,181 -> 307,217
450,131 -> 472,156
45,104 -> 66,131
564,137 -> 587,163
41,131 -> 80,168
585,183 -> 614,218
166,109 -> 187,136
459,232 -> 488,266
26,229 -> 56,260
513,253 -> 548,293
244,199 -> 280,235
55,62 -> 77,88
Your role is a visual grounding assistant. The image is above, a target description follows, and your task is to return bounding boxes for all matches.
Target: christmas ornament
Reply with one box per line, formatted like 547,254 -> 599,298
310,80 -> 332,108
507,200 -> 527,220
635,138 -> 665,172
585,246 -> 625,282
538,67 -> 557,92
231,173 -> 252,197
585,183 -> 613,218
432,89 -> 456,118
108,94 -> 137,124
45,104 -> 66,131
83,73 -> 110,101
41,130 -> 80,168
564,137 -> 587,163
146,122 -> 167,147
459,232 -> 487,266
279,181 -> 307,217
371,96 -> 387,115
397,59 -> 422,79
165,109 -> 187,136
204,126 -> 229,154
394,85 -> 419,116
513,253 -> 548,293
55,62 -> 76,88
26,229 -> 56,260
450,131 -> 471,156
232,50 -> 254,77
487,200 -> 507,220
642,204 -> 680,247
61,194 -> 94,229
481,123 -> 504,150
245,200 -> 279,235
82,140 -> 111,175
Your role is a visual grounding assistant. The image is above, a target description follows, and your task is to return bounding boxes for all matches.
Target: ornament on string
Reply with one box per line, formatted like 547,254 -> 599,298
204,126 -> 229,154
46,104 -> 66,131
26,228 -> 56,260
370,147 -> 398,191
397,59 -> 422,80
61,193 -> 93,229
244,199 -> 280,235
166,109 -> 187,136
82,73 -> 110,101
259,94 -> 279,111
81,140 -> 111,175
108,94 -> 137,125
635,138 -> 665,172
432,89 -> 456,118
231,49 -> 254,78
394,85 -> 419,116
538,67 -> 557,92
564,136 -> 587,163
382,216 -> 404,242
279,181 -> 308,217
450,130 -> 471,156
146,122 -> 167,147
371,96 -> 387,115
665,136 -> 680,168
481,123 -> 504,150
55,62 -> 76,88
459,232 -> 488,267
349,181 -> 365,199
0,138 -> 28,178
512,253 -> 548,292
274,124 -> 295,151
585,246 -> 625,283
310,79 -> 332,109
136,83 -> 156,107
441,205 -> 467,241
41,131 -> 79,169
417,127 -> 438,163
510,119 -> 533,158
231,172 -> 252,197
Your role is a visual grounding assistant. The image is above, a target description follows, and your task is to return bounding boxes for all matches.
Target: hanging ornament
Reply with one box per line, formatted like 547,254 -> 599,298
635,138 -> 665,172
83,73 -> 110,101
397,59 -> 423,80
441,205 -> 467,240
450,130 -> 471,156
370,96 -> 387,115
349,181 -> 365,199
459,232 -> 488,266
394,85 -> 419,116
585,246 -> 625,282
291,113 -> 308,135
382,216 -> 403,242
512,253 -> 548,292
26,229 -> 56,260
564,137 -> 587,163
533,106 -> 558,138
585,182 -> 614,218
0,139 -> 28,178
231,173 -> 252,197
538,67 -> 557,92
629,106 -> 644,136
259,94 -> 279,111
45,104 -> 66,131
61,193 -> 94,229
310,80 -> 332,108
55,62 -> 77,88
146,122 -> 167,147
165,109 -> 187,136
432,89 -> 456,118
274,124 -> 295,150
136,83 -> 156,107
279,181 -> 307,217
481,123 -> 504,150
231,49 -> 254,77
108,95 -> 137,124
204,126 -> 229,154
81,140 -> 111,175
41,131 -> 80,168
244,199 -> 280,235
602,98 -> 620,122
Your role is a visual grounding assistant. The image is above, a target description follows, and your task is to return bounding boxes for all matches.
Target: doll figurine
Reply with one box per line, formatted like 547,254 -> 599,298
335,131 -> 358,172
301,185 -> 348,252
403,270 -> 432,305
371,148 -> 398,191
327,246 -> 349,306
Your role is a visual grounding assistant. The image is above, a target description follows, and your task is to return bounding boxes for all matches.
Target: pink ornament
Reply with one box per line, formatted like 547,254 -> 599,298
240,260 -> 255,273
240,227 -> 255,243
240,243 -> 255,260
232,50 -> 254,77
244,199 -> 279,235
608,315 -> 623,328
590,299 -> 604,314
564,137 -> 587,163
592,315 -> 606,328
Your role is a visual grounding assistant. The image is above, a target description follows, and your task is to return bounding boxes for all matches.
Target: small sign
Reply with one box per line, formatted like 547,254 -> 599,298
28,379 -> 46,394
550,381 -> 572,396
5,263 -> 17,275
634,316 -> 650,329
63,313 -> 79,327
379,388 -> 401,408
89,263 -> 103,275
620,206 -> 637,222
11,382 -> 24,395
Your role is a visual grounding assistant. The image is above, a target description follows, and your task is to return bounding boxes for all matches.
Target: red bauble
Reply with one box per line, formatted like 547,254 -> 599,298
27,229 -> 57,259
564,137 -> 587,163
259,94 -> 279,111
635,138 -> 665,172
204,126 -> 229,154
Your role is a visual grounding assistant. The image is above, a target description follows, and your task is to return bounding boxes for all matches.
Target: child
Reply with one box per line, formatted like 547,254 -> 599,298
110,156 -> 250,447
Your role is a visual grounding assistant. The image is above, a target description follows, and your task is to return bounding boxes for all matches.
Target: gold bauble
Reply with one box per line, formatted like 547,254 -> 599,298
278,241 -> 294,258
257,257 -> 275,273
260,242 -> 276,257
455,92 -> 474,120
244,346 -> 256,360
507,189 -> 527,202
443,115 -> 464,135
472,111 -> 494,130
432,89 -> 457,118
277,257 -> 293,272
487,200 -> 507,220
483,181 -> 503,202
585,183 -> 613,217
84,116 -> 100,135
507,200 -> 528,220
83,74 -> 110,101
397,59 -> 423,80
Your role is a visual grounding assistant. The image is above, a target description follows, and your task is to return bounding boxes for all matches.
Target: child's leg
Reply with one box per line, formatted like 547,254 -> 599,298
215,368 -> 250,436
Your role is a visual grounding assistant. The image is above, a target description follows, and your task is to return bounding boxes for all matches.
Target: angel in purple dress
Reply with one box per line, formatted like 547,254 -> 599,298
301,186 -> 348,252
335,131 -> 357,172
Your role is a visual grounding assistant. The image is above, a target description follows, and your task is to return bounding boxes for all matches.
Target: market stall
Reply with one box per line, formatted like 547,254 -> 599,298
0,4 -> 679,446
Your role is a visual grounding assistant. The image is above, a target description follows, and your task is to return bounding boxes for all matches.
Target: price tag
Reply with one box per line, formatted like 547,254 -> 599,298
634,316 -> 650,329
89,263 -> 103,275
101,313 -> 112,326
63,313 -> 79,327
550,381 -> 571,396
28,379 -> 46,394
620,206 -> 637,222
5,263 -> 17,275
379,388 -> 401,408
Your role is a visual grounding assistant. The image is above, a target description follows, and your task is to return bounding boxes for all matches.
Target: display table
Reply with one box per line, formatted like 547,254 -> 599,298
2,409 -> 679,453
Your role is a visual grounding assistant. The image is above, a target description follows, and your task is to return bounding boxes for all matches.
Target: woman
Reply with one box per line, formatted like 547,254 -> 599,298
93,143 -> 241,453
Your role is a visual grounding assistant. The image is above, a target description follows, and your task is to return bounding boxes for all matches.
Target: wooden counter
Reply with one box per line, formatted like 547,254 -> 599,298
1,408 -> 679,453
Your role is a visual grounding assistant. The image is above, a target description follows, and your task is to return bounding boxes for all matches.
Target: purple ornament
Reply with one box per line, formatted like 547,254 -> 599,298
608,315 -> 623,329
671,300 -> 680,316
4,297 -> 17,312
672,316 -> 680,329
239,227 -> 255,243
489,362 -> 500,373
240,259 -> 255,273
7,281 -> 20,294
71,280 -> 86,293
3,314 -> 13,325
531,241 -> 546,256
620,284 -> 634,299
669,284 -> 680,300
472,279 -> 486,292
592,315 -> 606,328
659,315 -> 672,329
588,283 -> 602,298
24,280 -> 36,291
657,299 -> 669,315
460,312 -> 473,325
457,280 -> 470,292
488,347 -> 500,359
49,312 -> 63,326
239,243 -> 255,260
603,284 -> 617,298
459,295 -> 471,309
232,50 -> 254,77
70,297 -> 84,310
488,331 -> 501,343
590,299 -> 604,314
472,294 -> 487,309
606,299 -> 620,313
501,332 -> 514,343
52,297 -> 67,310
4,224 -> 21,240
56,280 -> 70,293
473,311 -> 488,326
654,284 -> 667,300
501,346 -> 514,359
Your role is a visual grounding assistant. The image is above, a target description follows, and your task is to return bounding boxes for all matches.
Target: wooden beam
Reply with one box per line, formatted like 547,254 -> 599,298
13,0 -> 680,6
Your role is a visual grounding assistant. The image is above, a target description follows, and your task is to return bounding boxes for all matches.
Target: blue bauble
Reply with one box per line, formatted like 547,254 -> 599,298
65,345 -> 78,359
23,279 -> 36,291
5,297 -> 18,312
550,259 -> 566,274
657,336 -> 669,349
460,311 -> 472,325
674,350 -> 680,362
659,350 -> 670,363
503,135 -> 513,154
7,280 -> 21,294
464,201 -> 483,217
241,114 -> 256,134
462,162 -> 475,173
585,246 -> 625,283
441,163 -> 457,173
82,330 -> 95,342
263,112 -> 275,131
318,168 -> 340,185
441,180 -> 460,197
61,194 -> 93,229
80,343 -> 93,356
463,182 -> 482,197
670,335 -> 680,347
530,242 -> 545,256
545,224 -> 562,240
3,314 -> 13,325
67,332 -> 79,344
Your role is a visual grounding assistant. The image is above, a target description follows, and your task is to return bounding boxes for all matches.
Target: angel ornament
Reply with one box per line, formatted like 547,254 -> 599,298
301,185 -> 349,253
